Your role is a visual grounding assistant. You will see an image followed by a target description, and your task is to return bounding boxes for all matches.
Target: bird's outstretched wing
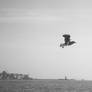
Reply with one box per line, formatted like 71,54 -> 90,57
68,41 -> 76,45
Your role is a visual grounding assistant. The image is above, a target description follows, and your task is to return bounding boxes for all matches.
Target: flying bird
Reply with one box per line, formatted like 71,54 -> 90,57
60,34 -> 76,48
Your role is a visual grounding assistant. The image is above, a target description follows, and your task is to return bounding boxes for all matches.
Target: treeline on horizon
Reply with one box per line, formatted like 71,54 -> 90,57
0,71 -> 82,81
0,71 -> 33,80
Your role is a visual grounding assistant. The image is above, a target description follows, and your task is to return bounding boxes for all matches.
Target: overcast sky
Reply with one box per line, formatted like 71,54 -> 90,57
0,0 -> 92,80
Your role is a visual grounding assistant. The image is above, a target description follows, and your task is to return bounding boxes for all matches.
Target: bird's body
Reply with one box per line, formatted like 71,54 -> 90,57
60,34 -> 76,48
63,34 -> 71,45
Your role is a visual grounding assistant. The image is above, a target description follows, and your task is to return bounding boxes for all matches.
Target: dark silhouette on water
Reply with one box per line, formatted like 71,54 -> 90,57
60,34 -> 76,48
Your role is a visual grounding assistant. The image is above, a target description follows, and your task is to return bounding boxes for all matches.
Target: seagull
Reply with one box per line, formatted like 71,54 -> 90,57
60,34 -> 76,48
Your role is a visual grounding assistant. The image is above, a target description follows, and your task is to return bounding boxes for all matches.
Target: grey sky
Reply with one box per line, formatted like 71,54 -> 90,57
0,0 -> 92,80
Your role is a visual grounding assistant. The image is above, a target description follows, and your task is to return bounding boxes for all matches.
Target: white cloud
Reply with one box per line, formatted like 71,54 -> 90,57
0,8 -> 72,23
1,8 -> 92,23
